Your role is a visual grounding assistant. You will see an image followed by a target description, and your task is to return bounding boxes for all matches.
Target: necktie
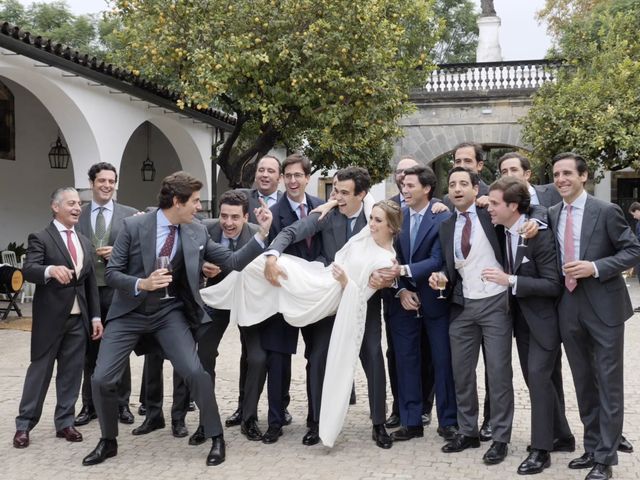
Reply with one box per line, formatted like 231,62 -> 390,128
95,207 -> 106,243
410,213 -> 422,254
159,225 -> 177,258
461,212 -> 472,258
260,194 -> 270,207
505,231 -> 514,274
299,203 -> 312,250
346,217 -> 356,239
564,205 -> 577,292
65,230 -> 78,265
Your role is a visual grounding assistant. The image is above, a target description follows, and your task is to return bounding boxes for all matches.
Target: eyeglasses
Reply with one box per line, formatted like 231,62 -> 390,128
284,173 -> 306,180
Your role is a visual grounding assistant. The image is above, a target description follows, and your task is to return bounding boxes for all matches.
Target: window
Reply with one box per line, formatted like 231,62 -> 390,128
0,80 -> 15,161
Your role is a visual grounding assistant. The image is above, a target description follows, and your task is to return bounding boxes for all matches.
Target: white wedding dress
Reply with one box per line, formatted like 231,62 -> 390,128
200,227 -> 395,447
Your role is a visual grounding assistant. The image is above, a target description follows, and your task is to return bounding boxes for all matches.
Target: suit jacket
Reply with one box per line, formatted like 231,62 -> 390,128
548,194 -> 640,326
105,211 -> 264,327
235,188 -> 283,223
77,201 -> 138,248
533,183 -> 562,208
390,200 -> 450,320
22,222 -> 100,361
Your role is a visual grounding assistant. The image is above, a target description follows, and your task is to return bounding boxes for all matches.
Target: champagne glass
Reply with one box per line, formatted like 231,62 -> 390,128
415,300 -> 423,319
517,225 -> 527,248
436,271 -> 448,299
156,256 -> 174,300
95,237 -> 106,264
622,269 -> 631,287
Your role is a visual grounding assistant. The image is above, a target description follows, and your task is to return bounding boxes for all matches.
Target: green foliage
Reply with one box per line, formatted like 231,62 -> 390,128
521,0 -> 640,181
431,0 -> 478,63
109,0 -> 441,185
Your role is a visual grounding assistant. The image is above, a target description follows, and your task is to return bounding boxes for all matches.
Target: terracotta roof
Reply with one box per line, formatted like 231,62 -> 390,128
0,21 -> 236,129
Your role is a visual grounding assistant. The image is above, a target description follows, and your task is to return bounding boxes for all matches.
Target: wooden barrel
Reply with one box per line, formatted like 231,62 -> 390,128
0,265 -> 23,293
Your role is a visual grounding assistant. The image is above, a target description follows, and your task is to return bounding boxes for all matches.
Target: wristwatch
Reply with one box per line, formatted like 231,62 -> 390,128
508,275 -> 516,288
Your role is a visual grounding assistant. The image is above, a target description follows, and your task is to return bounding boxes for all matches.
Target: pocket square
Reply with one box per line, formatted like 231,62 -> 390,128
522,256 -> 531,264
199,245 -> 204,251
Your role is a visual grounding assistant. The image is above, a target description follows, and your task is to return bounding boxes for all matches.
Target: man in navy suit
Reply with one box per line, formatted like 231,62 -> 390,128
387,166 -> 457,443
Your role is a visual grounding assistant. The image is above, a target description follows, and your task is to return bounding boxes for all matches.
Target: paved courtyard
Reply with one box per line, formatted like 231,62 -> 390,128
1,288 -> 639,480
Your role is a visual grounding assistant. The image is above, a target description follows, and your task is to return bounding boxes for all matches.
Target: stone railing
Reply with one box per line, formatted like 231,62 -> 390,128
420,59 -> 565,94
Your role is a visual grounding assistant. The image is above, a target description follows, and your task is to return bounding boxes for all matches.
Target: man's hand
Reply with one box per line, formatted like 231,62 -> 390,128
311,200 -> 338,220
563,260 -> 595,279
481,267 -> 509,287
431,202 -> 450,214
399,290 -> 420,312
96,246 -> 113,261
202,262 -> 221,279
49,265 -> 75,284
475,195 -> 490,208
264,256 -> 287,287
428,271 -> 444,290
91,321 -> 104,340
139,268 -> 172,292
521,220 -> 539,239
255,198 -> 273,239
368,261 -> 400,289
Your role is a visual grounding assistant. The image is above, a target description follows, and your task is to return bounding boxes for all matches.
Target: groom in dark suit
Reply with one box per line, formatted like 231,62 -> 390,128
75,162 -> 138,427
14,187 -> 102,449
549,153 -> 640,480
82,171 -> 272,467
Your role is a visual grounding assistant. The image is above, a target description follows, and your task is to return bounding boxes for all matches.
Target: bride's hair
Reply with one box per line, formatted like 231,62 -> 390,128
373,200 -> 403,235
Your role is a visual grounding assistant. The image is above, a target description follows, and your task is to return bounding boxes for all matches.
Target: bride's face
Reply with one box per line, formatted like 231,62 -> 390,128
369,206 -> 393,244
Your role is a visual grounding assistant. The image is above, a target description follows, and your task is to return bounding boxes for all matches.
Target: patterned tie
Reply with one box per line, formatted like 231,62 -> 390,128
461,212 -> 472,258
95,207 -> 106,242
65,230 -> 78,265
159,225 -> 177,258
564,205 -> 577,292
299,203 -> 312,250
410,213 -> 422,254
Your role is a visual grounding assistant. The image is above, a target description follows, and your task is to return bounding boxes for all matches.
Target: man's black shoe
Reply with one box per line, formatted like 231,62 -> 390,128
618,435 -> 633,453
568,452 -> 595,470
189,425 -> 206,446
172,420 -> 189,438
479,420 -> 492,442
240,419 -> 263,441
437,425 -> 458,441
372,424 -> 393,449
390,425 -> 423,442
131,417 -> 165,435
422,412 -> 432,426
75,405 -> 97,427
284,409 -> 293,426
225,408 -> 242,427
302,427 -> 320,446
585,463 -> 612,480
483,441 -> 508,465
206,435 -> 225,466
384,413 -> 401,429
442,434 -> 481,453
517,449 -> 550,475
82,438 -> 118,466
262,426 -> 283,444
137,404 -> 146,416
118,405 -> 135,425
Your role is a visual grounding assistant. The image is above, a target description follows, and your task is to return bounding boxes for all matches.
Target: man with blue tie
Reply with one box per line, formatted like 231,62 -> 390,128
387,165 -> 457,443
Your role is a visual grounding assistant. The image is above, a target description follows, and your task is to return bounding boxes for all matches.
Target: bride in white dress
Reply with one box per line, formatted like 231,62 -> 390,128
200,200 -> 402,447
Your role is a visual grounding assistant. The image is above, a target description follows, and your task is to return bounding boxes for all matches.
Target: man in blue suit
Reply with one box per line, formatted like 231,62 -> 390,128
388,165 -> 457,442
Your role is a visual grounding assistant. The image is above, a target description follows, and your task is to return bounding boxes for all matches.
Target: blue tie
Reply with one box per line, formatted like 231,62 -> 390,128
410,213 -> 422,253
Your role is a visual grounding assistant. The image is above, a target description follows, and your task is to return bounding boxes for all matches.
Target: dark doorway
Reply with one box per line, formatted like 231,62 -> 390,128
616,177 -> 640,226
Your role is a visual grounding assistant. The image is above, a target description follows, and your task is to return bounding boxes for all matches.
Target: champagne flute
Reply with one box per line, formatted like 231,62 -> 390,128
517,225 -> 527,248
436,271 -> 447,299
156,256 -> 174,300
415,299 -> 423,319
95,237 -> 106,263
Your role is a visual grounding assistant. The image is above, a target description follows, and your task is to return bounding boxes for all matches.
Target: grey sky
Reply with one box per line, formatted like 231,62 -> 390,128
16,0 -> 552,61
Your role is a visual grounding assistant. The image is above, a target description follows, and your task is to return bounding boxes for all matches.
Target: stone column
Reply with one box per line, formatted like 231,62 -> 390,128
476,16 -> 503,62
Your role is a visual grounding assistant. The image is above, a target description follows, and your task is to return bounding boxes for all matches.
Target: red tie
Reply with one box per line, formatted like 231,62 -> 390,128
564,205 -> 577,292
299,204 -> 312,250
65,230 -> 78,265
461,212 -> 472,258
159,225 -> 177,258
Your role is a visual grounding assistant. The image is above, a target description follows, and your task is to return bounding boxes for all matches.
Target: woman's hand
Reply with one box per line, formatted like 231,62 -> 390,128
331,262 -> 348,289
311,199 -> 338,220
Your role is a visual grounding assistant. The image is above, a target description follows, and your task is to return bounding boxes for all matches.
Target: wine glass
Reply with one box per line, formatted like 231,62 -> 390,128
156,256 -> 174,300
517,225 -> 527,248
415,301 -> 423,319
436,271 -> 447,299
95,237 -> 107,264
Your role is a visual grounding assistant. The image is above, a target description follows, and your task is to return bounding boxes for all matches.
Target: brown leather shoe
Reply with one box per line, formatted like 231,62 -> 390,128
56,426 -> 83,442
13,430 -> 29,448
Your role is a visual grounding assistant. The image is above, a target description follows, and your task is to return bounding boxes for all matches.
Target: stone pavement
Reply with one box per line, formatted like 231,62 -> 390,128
1,288 -> 639,480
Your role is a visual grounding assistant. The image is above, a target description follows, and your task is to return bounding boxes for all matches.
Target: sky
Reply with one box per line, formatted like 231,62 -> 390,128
15,0 -> 553,61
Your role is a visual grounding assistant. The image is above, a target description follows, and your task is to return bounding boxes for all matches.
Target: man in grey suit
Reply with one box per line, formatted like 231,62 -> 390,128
236,154 -> 283,223
13,188 -> 102,449
82,171 -> 272,467
484,176 -> 571,474
264,166 -> 392,449
75,162 -> 138,427
548,153 -> 640,480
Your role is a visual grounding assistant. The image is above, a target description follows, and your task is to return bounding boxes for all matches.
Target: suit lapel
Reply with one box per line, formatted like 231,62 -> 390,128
238,223 -> 252,247
441,215 -> 457,282
79,203 -> 92,238
180,224 -> 199,294
332,211 -> 348,249
141,213 -> 157,277
478,208 -> 503,263
400,208 -> 411,262
580,196 -> 599,259
46,222 -> 74,268
412,202 -> 437,256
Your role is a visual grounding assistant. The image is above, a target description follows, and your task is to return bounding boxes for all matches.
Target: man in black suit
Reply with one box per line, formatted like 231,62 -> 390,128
549,153 -> 640,480
82,171 -> 272,467
265,166 -> 392,449
483,176 -> 570,474
13,187 -> 102,449
75,162 -> 138,428
257,153 -> 325,444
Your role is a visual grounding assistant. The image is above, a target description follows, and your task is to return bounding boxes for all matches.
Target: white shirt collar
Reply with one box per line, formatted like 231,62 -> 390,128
53,219 -> 76,233
563,190 -> 588,210
507,213 -> 527,235
455,203 -> 477,217
91,199 -> 113,213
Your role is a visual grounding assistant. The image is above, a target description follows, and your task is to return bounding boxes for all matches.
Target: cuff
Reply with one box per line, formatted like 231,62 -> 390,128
592,262 -> 599,278
264,249 -> 280,258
